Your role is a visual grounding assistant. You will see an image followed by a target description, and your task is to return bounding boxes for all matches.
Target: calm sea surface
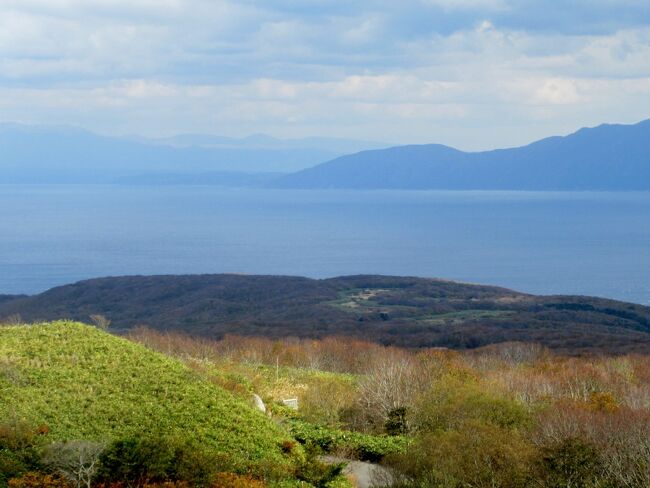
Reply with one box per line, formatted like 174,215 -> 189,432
1,185 -> 649,304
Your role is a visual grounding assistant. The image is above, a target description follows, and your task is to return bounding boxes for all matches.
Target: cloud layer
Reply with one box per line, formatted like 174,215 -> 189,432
1,0 -> 649,148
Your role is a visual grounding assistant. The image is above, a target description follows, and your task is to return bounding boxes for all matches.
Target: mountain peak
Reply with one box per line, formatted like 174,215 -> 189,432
272,119 -> 650,191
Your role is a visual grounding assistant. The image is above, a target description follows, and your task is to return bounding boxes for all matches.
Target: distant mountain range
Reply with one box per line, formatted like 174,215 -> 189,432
1,274 -> 649,354
273,119 -> 650,190
2,120 -> 649,190
0,124 -> 387,183
134,133 -> 389,154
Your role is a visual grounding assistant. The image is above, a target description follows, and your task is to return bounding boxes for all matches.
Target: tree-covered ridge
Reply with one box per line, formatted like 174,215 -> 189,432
273,119 -> 650,190
2,275 -> 649,354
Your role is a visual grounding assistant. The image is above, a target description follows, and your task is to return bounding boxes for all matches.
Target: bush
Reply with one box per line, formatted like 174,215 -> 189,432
287,420 -> 407,462
96,483 -> 189,488
385,422 -> 535,488
587,392 -> 619,413
534,403 -> 650,486
211,472 -> 266,488
7,472 -> 70,488
384,407 -> 408,436
97,437 -> 172,485
298,376 -> 356,429
43,440 -> 104,488
413,378 -> 530,433
294,447 -> 345,488
0,421 -> 48,487
538,438 -> 602,488
96,435 -> 227,487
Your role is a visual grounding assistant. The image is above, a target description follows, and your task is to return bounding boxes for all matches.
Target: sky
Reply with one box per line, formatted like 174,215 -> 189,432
1,0 -> 650,150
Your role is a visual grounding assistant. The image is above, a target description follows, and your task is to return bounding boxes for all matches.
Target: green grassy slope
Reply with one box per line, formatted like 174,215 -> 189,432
0,322 -> 293,470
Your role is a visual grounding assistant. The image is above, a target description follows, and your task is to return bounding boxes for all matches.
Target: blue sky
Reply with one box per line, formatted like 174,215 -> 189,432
1,0 -> 650,149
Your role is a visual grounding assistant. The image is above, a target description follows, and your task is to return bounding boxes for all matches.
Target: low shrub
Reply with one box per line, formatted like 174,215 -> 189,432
287,420 -> 407,462
538,438 -> 602,488
385,422 -> 536,488
96,435 -> 227,487
384,407 -> 408,436
95,483 -> 189,488
0,421 -> 48,487
413,378 -> 530,433
7,472 -> 70,488
294,446 -> 345,488
297,376 -> 356,429
211,472 -> 266,488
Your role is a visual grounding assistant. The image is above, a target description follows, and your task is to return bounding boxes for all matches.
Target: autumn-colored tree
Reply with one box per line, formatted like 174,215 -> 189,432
8,472 -> 71,488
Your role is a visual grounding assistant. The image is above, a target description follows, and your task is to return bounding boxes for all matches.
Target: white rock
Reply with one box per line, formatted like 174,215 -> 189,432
252,393 -> 266,413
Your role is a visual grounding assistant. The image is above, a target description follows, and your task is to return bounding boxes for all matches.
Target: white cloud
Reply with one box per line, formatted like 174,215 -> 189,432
420,0 -> 506,11
528,79 -> 582,105
0,1 -> 649,148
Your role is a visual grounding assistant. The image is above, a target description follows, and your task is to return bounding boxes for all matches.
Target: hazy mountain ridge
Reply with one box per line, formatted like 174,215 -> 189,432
0,124 -> 381,182
273,119 -> 650,190
3,119 -> 650,189
2,274 -> 649,354
136,132 -> 390,154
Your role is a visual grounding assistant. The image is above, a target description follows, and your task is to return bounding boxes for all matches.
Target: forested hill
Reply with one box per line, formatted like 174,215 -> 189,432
272,119 -> 650,190
0,295 -> 23,305
2,274 -> 649,354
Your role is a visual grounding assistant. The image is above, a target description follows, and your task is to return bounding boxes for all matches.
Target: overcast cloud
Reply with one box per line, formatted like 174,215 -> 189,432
1,0 -> 649,149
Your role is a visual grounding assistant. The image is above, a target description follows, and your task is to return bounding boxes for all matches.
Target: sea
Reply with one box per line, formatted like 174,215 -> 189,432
1,185 -> 649,305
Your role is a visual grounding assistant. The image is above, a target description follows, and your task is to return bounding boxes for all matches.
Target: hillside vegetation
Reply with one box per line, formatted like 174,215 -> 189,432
133,328 -> 650,488
2,275 -> 649,354
0,322 -> 333,487
3,321 -> 650,487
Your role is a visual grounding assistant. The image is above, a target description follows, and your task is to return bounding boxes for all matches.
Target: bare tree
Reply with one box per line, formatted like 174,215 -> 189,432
44,440 -> 105,488
357,350 -> 419,429
89,314 -> 111,330
0,314 -> 23,326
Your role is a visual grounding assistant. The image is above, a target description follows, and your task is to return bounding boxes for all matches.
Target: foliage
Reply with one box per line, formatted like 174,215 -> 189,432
7,472 -> 71,488
95,435 -> 225,487
533,403 -> 650,487
0,421 -> 47,488
412,376 -> 531,433
130,325 -> 650,487
384,407 -> 409,436
210,472 -> 266,488
6,320 -> 650,487
43,440 -> 105,488
95,482 -> 189,487
0,322 -> 297,481
386,423 -> 536,488
286,420 -> 407,462
4,274 -> 650,354
296,376 -> 356,429
538,438 -> 602,488
295,456 -> 344,488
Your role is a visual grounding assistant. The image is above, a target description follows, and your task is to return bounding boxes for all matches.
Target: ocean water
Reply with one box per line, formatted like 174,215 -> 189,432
0,185 -> 649,305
